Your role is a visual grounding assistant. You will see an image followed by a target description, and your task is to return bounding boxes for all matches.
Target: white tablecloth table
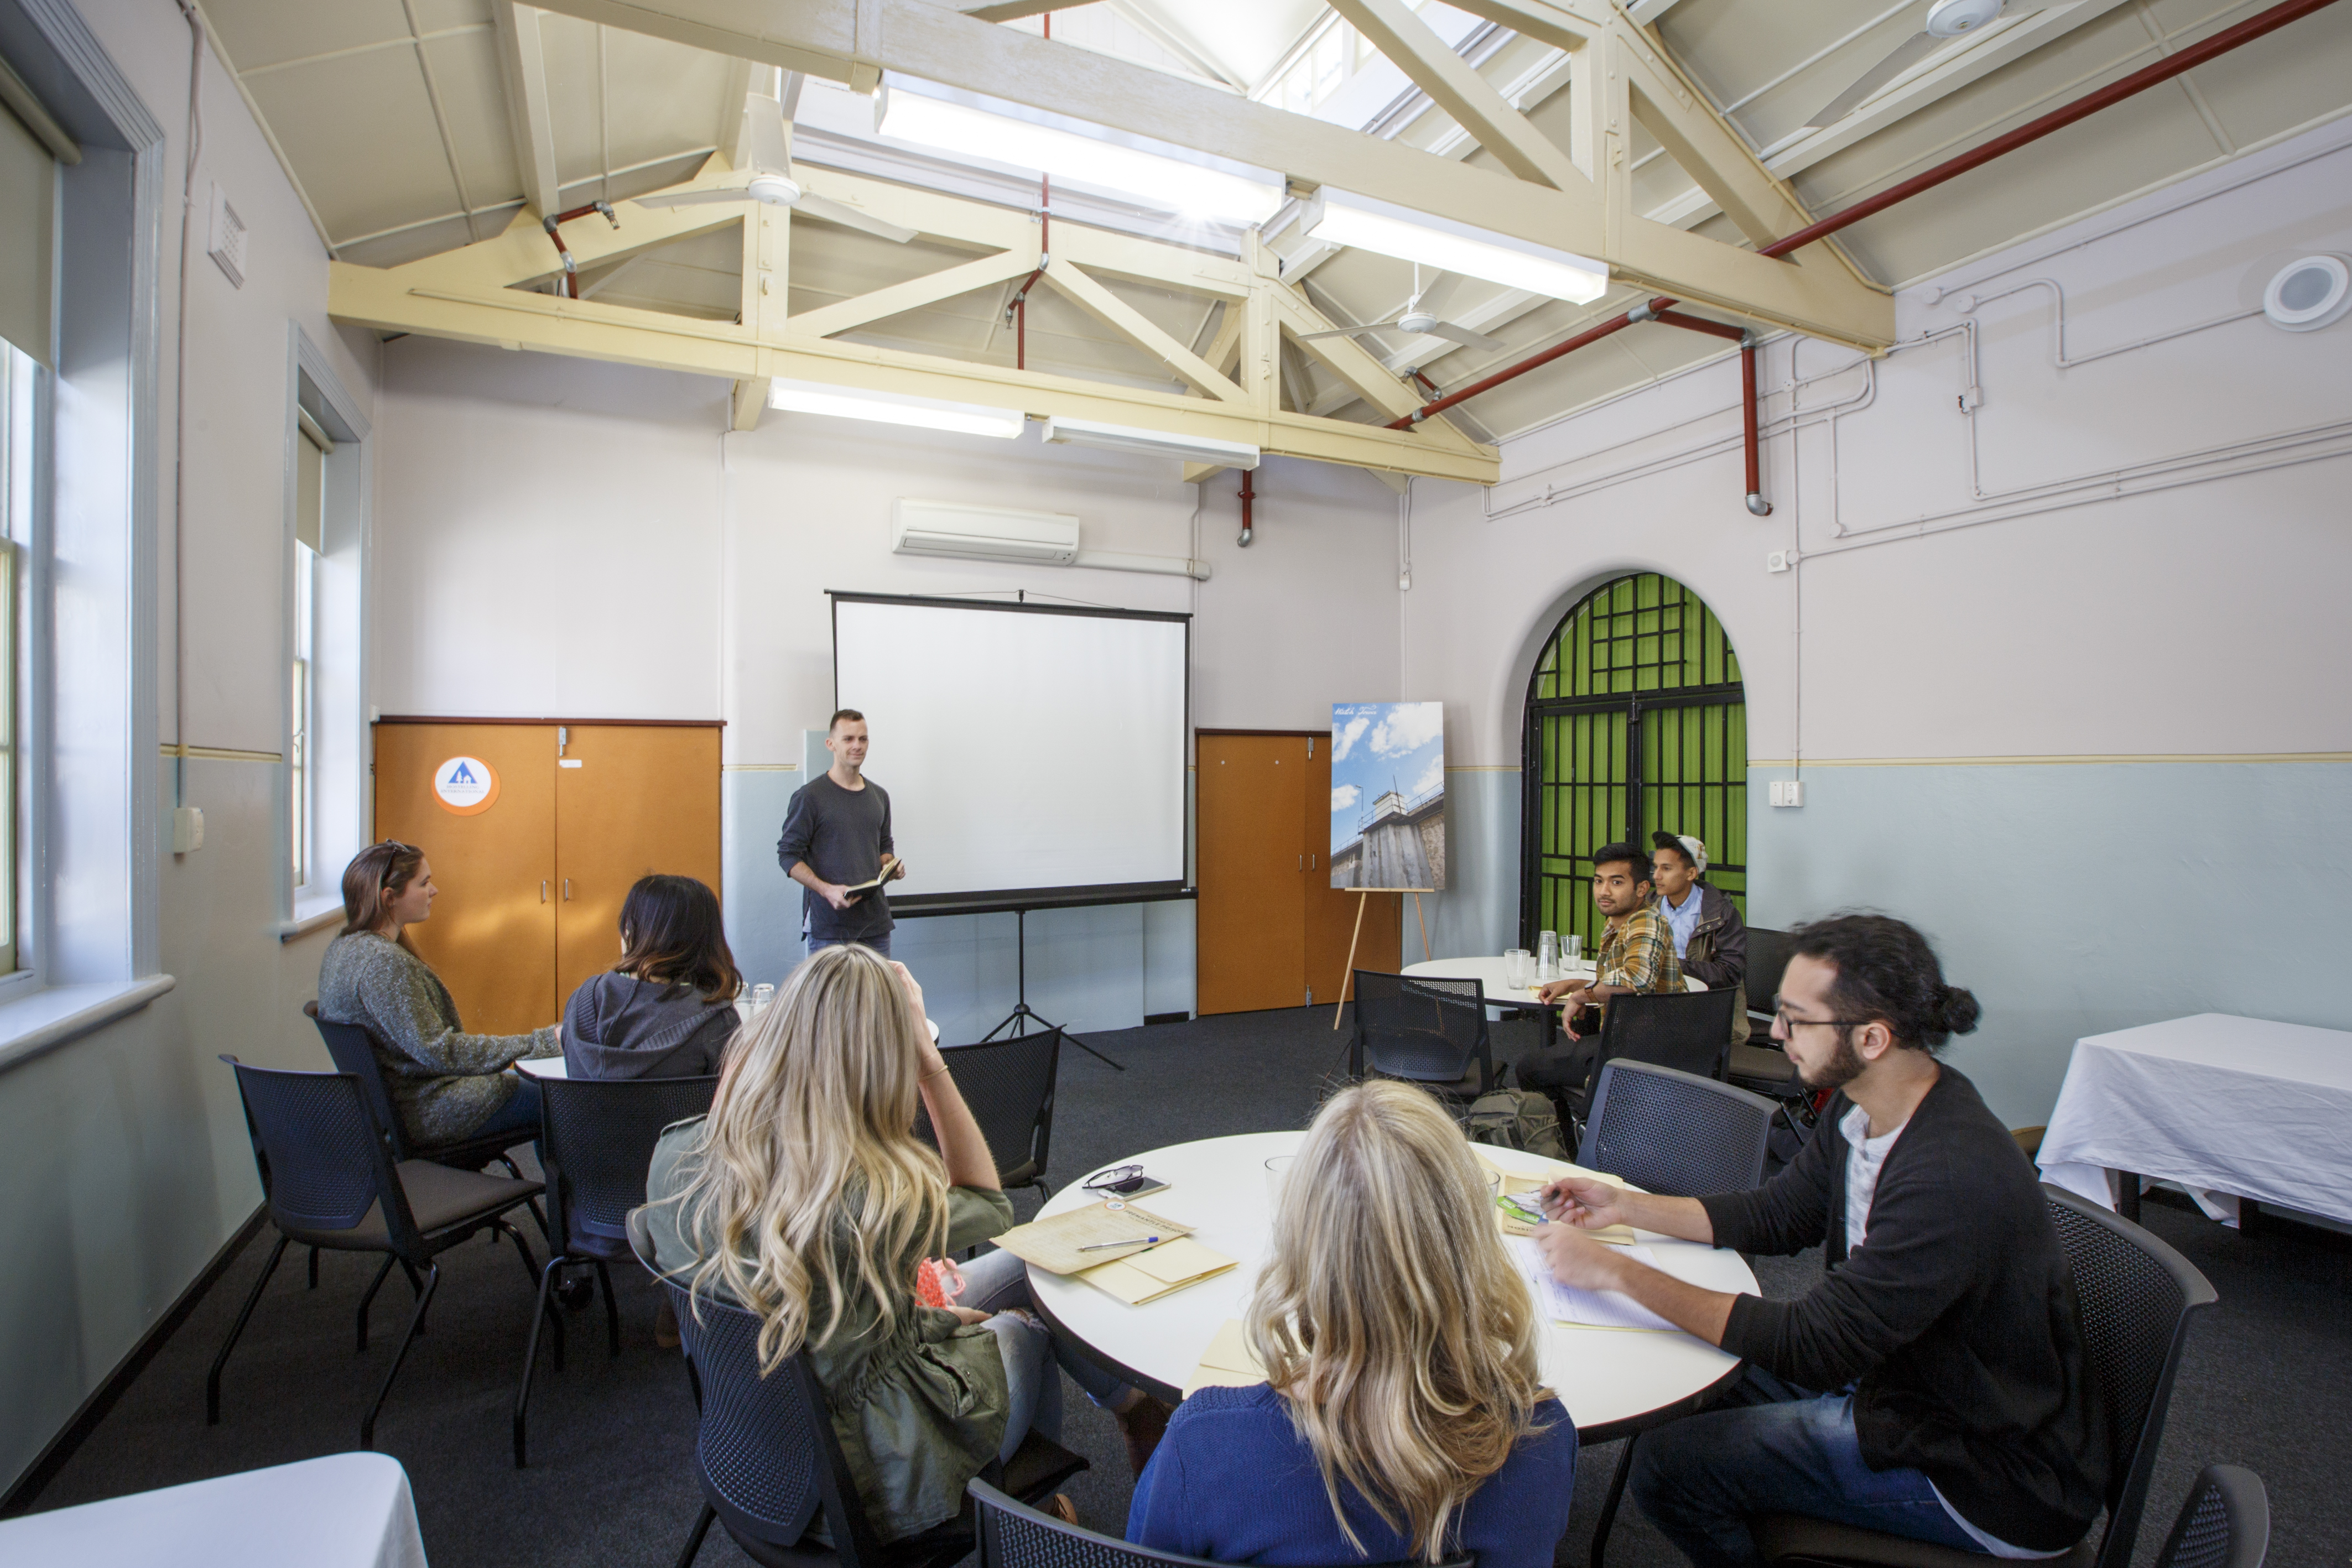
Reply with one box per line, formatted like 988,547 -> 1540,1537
1026,1132 -> 1751,1439
0,1453 -> 427,1568
2037,1013 -> 2352,1228
1401,954 -> 1704,1011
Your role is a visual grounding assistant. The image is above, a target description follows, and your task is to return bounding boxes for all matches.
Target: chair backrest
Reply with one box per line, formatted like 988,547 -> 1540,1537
1578,1060 -> 1774,1197
308,1010 -> 416,1158
1744,926 -> 1794,1018
913,1028 -> 1063,1185
539,1074 -> 719,1255
2039,1184 -> 2219,1568
223,1054 -> 417,1251
1595,988 -> 1737,1080
1351,971 -> 1487,1084
2152,1465 -> 2267,1568
971,1479 -> 1470,1568
632,1222 -> 892,1568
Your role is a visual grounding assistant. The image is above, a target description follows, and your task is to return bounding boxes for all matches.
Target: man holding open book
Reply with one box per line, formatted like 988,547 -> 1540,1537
778,708 -> 908,958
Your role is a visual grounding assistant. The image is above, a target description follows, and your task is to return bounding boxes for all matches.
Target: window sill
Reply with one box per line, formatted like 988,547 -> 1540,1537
277,894 -> 344,942
0,975 -> 178,1075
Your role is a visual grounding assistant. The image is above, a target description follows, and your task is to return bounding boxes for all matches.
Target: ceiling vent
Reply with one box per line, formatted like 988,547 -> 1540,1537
2262,254 -> 2351,333
891,499 -> 1081,566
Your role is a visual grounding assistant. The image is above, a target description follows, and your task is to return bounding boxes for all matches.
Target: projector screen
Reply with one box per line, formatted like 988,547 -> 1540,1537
831,593 -> 1189,907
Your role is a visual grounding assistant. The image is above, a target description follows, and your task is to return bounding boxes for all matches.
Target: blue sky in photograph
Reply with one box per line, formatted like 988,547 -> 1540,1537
1330,701 -> 1444,856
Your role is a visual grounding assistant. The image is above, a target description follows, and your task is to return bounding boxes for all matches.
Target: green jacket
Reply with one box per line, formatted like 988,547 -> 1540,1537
644,1118 -> 1017,1543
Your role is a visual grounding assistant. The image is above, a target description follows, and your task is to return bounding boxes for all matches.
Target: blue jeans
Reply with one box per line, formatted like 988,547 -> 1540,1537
1632,1369 -> 1988,1568
806,933 -> 892,960
469,1072 -> 544,1144
959,1248 -> 1131,1463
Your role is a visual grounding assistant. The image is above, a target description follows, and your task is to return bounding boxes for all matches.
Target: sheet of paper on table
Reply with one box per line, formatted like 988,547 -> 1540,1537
1184,1317 -> 1269,1397
1080,1236 -> 1239,1306
991,1202 -> 1193,1275
1474,1149 -> 1635,1244
1506,1236 -> 1680,1332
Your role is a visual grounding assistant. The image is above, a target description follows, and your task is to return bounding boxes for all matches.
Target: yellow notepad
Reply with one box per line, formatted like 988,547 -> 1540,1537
991,1202 -> 1194,1276
1078,1236 -> 1239,1306
1184,1318 -> 1268,1397
1474,1150 -> 1636,1246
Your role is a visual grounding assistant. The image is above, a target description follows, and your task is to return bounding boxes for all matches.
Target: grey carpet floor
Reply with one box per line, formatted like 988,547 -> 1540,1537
16,1008 -> 2348,1568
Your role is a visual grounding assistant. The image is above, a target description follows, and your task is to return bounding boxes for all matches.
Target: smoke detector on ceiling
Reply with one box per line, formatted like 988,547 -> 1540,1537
2262,255 -> 2351,333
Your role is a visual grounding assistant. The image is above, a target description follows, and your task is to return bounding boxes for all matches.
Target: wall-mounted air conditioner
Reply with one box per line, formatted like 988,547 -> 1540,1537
891,499 -> 1081,565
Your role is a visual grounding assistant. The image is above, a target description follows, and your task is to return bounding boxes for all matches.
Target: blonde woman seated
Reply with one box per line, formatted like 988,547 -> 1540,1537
316,840 -> 559,1149
643,944 -> 1168,1545
1128,1081 -> 1578,1568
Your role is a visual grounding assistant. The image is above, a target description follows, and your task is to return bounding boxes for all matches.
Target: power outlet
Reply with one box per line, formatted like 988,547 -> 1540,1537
1768,780 -> 1804,809
1767,550 -> 1794,573
171,804 -> 205,852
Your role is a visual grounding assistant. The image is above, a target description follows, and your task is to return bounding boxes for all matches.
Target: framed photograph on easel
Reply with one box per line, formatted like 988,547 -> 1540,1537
1328,702 -> 1444,1023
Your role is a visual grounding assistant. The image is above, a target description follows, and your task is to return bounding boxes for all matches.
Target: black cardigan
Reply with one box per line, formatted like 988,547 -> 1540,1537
1699,1066 -> 2110,1551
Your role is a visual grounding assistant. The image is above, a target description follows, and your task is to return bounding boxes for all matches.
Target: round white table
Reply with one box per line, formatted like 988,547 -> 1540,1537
1402,954 -> 1705,1006
1026,1131 -> 1751,1439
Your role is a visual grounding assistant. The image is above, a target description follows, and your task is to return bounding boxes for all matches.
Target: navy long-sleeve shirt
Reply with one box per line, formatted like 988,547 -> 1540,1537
1128,1383 -> 1577,1568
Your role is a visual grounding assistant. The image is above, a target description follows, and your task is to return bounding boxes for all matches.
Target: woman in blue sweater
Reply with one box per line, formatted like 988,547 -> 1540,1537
1128,1081 -> 1578,1568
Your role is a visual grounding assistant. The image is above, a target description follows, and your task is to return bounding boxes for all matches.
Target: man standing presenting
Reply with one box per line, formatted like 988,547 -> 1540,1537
778,710 -> 907,958
1651,831 -> 1750,1041
1532,915 -> 2107,1566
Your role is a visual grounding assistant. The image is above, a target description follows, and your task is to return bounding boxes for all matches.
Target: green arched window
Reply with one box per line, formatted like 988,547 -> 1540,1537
1523,572 -> 1746,952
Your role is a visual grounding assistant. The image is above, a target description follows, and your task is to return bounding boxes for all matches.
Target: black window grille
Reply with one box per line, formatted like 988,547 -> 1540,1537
1522,573 -> 1746,953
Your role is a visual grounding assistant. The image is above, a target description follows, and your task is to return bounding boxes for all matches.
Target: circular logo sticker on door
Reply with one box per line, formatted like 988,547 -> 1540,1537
433,756 -> 500,815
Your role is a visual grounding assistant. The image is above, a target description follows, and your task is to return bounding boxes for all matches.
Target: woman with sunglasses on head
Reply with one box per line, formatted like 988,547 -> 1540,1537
643,944 -> 1170,1543
315,841 -> 560,1149
1128,1079 -> 1577,1568
562,874 -> 741,1081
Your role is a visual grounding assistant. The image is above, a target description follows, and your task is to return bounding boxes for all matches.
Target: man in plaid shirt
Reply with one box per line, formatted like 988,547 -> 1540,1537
1537,841 -> 1685,1041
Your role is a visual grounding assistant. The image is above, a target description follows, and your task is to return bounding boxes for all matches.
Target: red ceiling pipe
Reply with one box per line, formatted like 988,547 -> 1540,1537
1237,469 -> 1257,547
1740,340 -> 1771,515
1009,174 -> 1051,369
542,200 -> 617,298
1759,0 -> 2341,260
1651,307 -> 1744,342
1379,0 -> 2340,432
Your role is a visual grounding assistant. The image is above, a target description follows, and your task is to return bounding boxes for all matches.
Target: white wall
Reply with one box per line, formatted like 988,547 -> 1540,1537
1401,119 -> 2352,1125
372,342 -> 1407,1034
1,0 -> 380,1496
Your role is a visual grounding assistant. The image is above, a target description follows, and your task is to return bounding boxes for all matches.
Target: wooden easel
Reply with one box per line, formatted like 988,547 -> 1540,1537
1333,887 -> 1434,1029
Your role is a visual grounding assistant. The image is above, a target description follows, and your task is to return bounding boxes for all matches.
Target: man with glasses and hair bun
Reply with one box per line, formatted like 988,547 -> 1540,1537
1529,913 -> 2108,1568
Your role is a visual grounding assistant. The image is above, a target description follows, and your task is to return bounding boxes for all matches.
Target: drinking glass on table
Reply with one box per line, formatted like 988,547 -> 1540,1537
1263,1154 -> 1295,1208
1564,934 -> 1582,967
1503,949 -> 1532,991
1537,931 -> 1560,981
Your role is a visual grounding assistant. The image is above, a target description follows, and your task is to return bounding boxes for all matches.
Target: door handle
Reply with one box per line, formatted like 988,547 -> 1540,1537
540,879 -> 548,903
1311,853 -> 1318,870
563,878 -> 572,901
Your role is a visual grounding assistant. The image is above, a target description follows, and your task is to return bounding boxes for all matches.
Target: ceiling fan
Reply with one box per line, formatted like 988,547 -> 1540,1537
1800,0 -> 2057,131
1296,267 -> 1506,352
634,88 -> 918,244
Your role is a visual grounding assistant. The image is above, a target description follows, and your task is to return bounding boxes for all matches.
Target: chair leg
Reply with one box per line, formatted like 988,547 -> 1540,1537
307,1246 -> 320,1289
596,1259 -> 621,1358
361,1262 -> 440,1450
675,1503 -> 718,1568
207,1234 -> 289,1424
399,1259 -> 429,1336
1589,1435 -> 1637,1568
513,1251 -> 567,1468
356,1254 -> 399,1353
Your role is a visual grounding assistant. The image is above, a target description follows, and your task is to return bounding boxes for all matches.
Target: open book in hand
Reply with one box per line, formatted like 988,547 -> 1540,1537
840,856 -> 899,900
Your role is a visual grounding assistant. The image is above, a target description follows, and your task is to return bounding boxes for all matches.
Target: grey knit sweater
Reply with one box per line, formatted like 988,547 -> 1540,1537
316,930 -> 559,1147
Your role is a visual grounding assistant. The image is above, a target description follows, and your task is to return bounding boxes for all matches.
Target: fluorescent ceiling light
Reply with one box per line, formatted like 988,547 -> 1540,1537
1043,417 -> 1261,470
877,88 -> 1284,227
768,378 -> 1024,440
1305,190 -> 1610,305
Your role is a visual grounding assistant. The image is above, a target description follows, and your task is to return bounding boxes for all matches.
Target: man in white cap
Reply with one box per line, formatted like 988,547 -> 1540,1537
1651,831 -> 1751,1040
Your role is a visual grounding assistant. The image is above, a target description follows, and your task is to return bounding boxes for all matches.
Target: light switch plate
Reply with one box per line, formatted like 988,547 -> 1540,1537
1768,780 -> 1804,808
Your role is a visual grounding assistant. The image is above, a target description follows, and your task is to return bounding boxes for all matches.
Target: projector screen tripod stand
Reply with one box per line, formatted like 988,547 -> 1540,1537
981,907 -> 1125,1071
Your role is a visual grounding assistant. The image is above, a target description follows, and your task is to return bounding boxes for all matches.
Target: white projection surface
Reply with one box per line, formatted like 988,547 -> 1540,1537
832,596 -> 1188,900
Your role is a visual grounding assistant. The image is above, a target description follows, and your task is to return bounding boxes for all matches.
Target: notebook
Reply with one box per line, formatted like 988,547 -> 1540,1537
1473,1149 -> 1636,1245
1506,1236 -> 1681,1332
1184,1318 -> 1268,1397
1079,1236 -> 1240,1306
990,1202 -> 1194,1275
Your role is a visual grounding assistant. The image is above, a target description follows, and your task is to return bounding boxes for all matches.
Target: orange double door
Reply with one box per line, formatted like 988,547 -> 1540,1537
1195,731 -> 1401,1016
373,721 -> 722,1035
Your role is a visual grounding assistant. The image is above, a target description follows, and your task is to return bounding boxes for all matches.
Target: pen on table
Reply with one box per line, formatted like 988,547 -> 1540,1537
1079,1237 -> 1160,1252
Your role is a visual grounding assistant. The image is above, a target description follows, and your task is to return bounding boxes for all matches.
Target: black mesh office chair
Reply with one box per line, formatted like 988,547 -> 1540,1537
913,1028 -> 1063,1197
2148,1466 -> 2267,1568
1350,971 -> 1495,1100
209,1055 -> 551,1449
1545,988 -> 1739,1131
512,1071 -> 719,1466
970,1478 -> 1474,1568
1755,1185 -> 2218,1568
1578,1060 -> 1776,1568
627,1211 -> 1089,1568
1726,929 -> 1807,1106
305,1002 -> 536,1176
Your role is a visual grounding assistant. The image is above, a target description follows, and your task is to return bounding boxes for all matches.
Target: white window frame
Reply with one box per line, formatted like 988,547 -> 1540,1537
279,330 -> 369,939
0,0 -> 175,1071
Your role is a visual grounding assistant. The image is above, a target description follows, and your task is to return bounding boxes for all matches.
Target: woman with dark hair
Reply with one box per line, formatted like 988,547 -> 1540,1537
315,841 -> 559,1148
562,874 -> 742,1080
